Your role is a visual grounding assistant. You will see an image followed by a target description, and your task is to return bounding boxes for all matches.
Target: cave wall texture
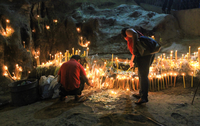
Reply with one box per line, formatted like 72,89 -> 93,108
0,0 -> 198,91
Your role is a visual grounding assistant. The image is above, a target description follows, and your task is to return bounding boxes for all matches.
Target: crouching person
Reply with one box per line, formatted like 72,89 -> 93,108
57,55 -> 94,101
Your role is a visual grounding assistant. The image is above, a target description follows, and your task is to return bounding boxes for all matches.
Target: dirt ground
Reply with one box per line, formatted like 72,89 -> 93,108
0,81 -> 200,126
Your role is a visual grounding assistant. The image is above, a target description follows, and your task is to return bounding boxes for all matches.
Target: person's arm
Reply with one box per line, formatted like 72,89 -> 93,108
79,64 -> 94,87
126,28 -> 137,68
82,75 -> 94,87
130,54 -> 135,68
57,75 -> 61,83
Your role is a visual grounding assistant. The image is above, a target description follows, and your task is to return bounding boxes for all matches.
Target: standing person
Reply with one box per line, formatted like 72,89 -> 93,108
121,28 -> 155,105
57,55 -> 94,101
162,0 -> 174,14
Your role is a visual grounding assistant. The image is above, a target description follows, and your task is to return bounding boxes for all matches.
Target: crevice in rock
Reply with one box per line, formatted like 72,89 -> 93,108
40,2 -> 45,18
20,25 -> 30,49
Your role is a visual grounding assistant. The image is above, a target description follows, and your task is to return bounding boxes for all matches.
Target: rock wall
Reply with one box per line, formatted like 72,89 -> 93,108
0,0 -> 183,91
173,8 -> 200,37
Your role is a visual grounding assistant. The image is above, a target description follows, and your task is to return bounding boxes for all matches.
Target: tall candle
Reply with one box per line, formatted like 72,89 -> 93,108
112,54 -> 113,66
86,47 -> 89,57
182,73 -> 186,88
191,72 -> 193,87
174,73 -> 177,87
65,50 -> 68,62
189,46 -> 191,60
72,48 -> 74,55
60,52 -> 62,63
115,57 -> 118,72
23,41 -> 25,48
170,51 -> 173,61
198,47 -> 200,66
84,51 -> 86,56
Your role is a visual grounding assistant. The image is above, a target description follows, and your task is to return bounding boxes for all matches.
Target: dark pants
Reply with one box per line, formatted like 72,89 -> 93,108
162,0 -> 174,13
59,77 -> 85,96
136,54 -> 155,100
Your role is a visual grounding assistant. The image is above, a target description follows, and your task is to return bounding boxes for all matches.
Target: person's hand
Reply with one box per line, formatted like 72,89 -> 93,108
88,79 -> 94,87
129,61 -> 134,68
90,83 -> 94,87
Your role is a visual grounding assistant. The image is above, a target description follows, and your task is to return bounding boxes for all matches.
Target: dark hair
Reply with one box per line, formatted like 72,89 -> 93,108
71,55 -> 81,61
121,27 -> 129,38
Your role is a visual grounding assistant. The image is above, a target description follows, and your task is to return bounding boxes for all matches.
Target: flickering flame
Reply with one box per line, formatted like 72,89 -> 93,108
53,19 -> 58,23
78,40 -> 90,47
0,26 -> 14,37
19,67 -> 22,72
46,25 -> 50,30
4,66 -> 8,71
76,27 -> 81,32
3,72 -> 8,76
6,19 -> 10,23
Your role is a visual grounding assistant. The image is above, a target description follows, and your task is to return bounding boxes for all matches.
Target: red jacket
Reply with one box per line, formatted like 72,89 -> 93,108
58,59 -> 86,91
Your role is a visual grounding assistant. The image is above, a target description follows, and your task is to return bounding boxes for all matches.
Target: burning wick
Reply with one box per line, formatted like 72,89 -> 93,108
53,19 -> 58,23
76,28 -> 81,33
6,19 -> 10,23
46,25 -> 50,30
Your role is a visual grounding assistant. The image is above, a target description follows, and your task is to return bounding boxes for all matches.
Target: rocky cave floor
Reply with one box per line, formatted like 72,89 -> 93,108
0,81 -> 200,126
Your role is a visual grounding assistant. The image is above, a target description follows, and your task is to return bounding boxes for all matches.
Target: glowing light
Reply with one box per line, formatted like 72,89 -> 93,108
6,19 -> 10,23
76,27 -> 81,32
53,19 -> 58,23
46,25 -> 50,30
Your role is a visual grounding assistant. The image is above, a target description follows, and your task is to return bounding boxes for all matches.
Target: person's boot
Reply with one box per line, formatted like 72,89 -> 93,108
135,98 -> 148,105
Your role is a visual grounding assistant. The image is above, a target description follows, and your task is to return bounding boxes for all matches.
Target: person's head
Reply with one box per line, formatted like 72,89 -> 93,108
71,55 -> 81,62
121,27 -> 129,38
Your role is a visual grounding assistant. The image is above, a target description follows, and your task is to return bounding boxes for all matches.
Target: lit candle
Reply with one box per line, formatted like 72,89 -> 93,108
46,25 -> 50,30
175,50 -> 177,62
170,50 -> 173,61
6,19 -> 10,23
162,74 -> 165,89
191,72 -> 193,87
174,73 -> 177,87
53,19 -> 58,24
163,53 -> 165,60
198,47 -> 200,66
65,50 -> 68,62
86,47 -> 89,57
79,50 -> 81,55
23,41 -> 25,48
84,51 -> 86,56
115,57 -> 118,72
75,50 -> 78,55
157,76 -> 160,91
76,27 -> 81,33
132,78 -> 135,90
182,73 -> 186,88
151,35 -> 155,40
15,64 -> 19,79
60,52 -> 62,63
112,54 -> 113,67
189,46 -> 191,60
170,72 -> 173,86
72,48 -> 74,55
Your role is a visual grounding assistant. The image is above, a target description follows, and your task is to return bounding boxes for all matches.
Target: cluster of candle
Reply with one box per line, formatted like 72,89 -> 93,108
0,19 -> 14,37
36,47 -> 90,67
3,64 -> 23,81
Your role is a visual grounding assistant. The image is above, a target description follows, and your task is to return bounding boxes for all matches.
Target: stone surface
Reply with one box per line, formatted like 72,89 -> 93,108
0,0 -> 198,88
